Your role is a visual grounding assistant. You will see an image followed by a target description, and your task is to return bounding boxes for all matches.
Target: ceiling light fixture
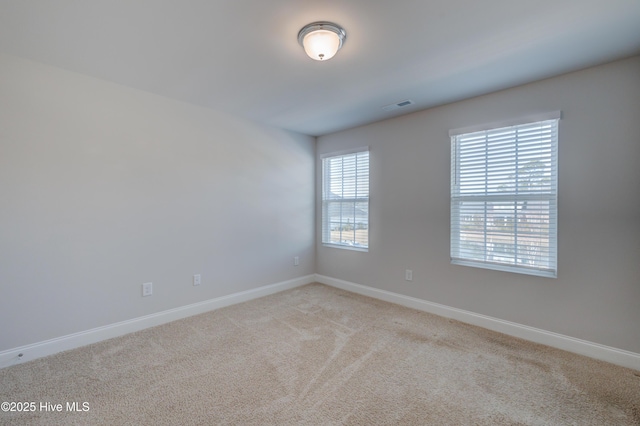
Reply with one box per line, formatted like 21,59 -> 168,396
298,21 -> 346,61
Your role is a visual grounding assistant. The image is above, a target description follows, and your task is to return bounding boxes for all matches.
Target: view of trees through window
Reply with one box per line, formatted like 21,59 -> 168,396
322,150 -> 369,249
457,160 -> 552,268
451,116 -> 558,276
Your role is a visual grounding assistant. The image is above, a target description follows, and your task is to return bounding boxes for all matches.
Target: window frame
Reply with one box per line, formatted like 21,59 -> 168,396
449,112 -> 560,278
321,147 -> 370,252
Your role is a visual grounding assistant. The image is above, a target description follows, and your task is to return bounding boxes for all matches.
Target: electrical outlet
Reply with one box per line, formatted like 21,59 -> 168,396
294,256 -> 299,266
405,270 -> 413,282
193,274 -> 201,286
142,282 -> 153,297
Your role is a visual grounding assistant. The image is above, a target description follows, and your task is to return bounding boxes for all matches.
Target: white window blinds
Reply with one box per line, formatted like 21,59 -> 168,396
322,149 -> 369,250
450,113 -> 559,277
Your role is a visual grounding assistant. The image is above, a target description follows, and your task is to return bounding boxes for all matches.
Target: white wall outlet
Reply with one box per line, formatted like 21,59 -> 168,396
142,282 -> 153,296
405,269 -> 413,281
294,256 -> 299,266
193,274 -> 201,286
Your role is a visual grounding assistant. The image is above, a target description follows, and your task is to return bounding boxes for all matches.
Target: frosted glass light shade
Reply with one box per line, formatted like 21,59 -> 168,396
298,22 -> 346,61
303,30 -> 341,61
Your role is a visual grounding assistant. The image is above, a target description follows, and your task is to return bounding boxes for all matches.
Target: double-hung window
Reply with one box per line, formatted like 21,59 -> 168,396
450,112 -> 559,277
321,148 -> 369,251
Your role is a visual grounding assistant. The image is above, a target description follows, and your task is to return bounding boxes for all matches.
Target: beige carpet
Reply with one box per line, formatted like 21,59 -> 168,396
1,283 -> 639,425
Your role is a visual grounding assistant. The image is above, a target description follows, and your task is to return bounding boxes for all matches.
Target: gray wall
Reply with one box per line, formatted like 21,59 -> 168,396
0,54 -> 315,351
317,56 -> 640,353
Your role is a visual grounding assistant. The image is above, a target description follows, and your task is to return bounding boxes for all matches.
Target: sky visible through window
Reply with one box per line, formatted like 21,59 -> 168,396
456,122 -> 554,196
327,153 -> 369,199
323,151 -> 369,249
451,118 -> 558,277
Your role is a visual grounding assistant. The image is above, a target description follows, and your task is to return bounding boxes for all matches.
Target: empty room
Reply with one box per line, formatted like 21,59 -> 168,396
1,1 -> 639,424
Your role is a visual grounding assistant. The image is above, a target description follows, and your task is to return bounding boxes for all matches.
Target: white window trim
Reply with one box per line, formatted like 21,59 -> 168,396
321,147 -> 370,252
320,146 -> 370,159
450,113 -> 559,278
449,111 -> 562,137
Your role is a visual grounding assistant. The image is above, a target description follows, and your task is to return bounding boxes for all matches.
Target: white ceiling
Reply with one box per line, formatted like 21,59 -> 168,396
1,0 -> 639,136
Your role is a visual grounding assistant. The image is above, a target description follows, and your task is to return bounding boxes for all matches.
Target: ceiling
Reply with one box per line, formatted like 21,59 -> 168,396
1,1 -> 639,137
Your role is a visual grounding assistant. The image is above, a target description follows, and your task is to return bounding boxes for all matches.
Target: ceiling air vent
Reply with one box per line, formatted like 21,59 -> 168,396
382,99 -> 414,112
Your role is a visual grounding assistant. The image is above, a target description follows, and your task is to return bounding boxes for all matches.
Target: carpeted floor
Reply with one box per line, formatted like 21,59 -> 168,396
1,283 -> 639,425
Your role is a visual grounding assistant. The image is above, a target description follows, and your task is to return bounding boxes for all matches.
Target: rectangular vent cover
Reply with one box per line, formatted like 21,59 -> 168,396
382,99 -> 414,111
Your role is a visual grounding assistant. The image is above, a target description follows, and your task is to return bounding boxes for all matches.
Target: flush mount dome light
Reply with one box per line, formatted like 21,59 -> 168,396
298,21 -> 346,61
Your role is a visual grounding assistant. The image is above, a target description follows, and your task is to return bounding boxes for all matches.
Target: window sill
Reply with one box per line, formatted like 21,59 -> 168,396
451,259 -> 556,278
322,243 -> 368,252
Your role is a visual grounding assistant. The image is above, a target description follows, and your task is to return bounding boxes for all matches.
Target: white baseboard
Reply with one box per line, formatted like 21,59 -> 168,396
315,274 -> 640,371
0,275 -> 314,369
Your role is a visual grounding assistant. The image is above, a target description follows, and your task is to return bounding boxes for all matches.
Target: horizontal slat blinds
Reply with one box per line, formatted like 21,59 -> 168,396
451,118 -> 558,277
322,149 -> 369,250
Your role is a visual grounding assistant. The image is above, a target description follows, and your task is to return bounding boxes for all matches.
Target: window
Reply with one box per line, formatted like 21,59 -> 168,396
450,112 -> 559,277
322,148 -> 369,250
